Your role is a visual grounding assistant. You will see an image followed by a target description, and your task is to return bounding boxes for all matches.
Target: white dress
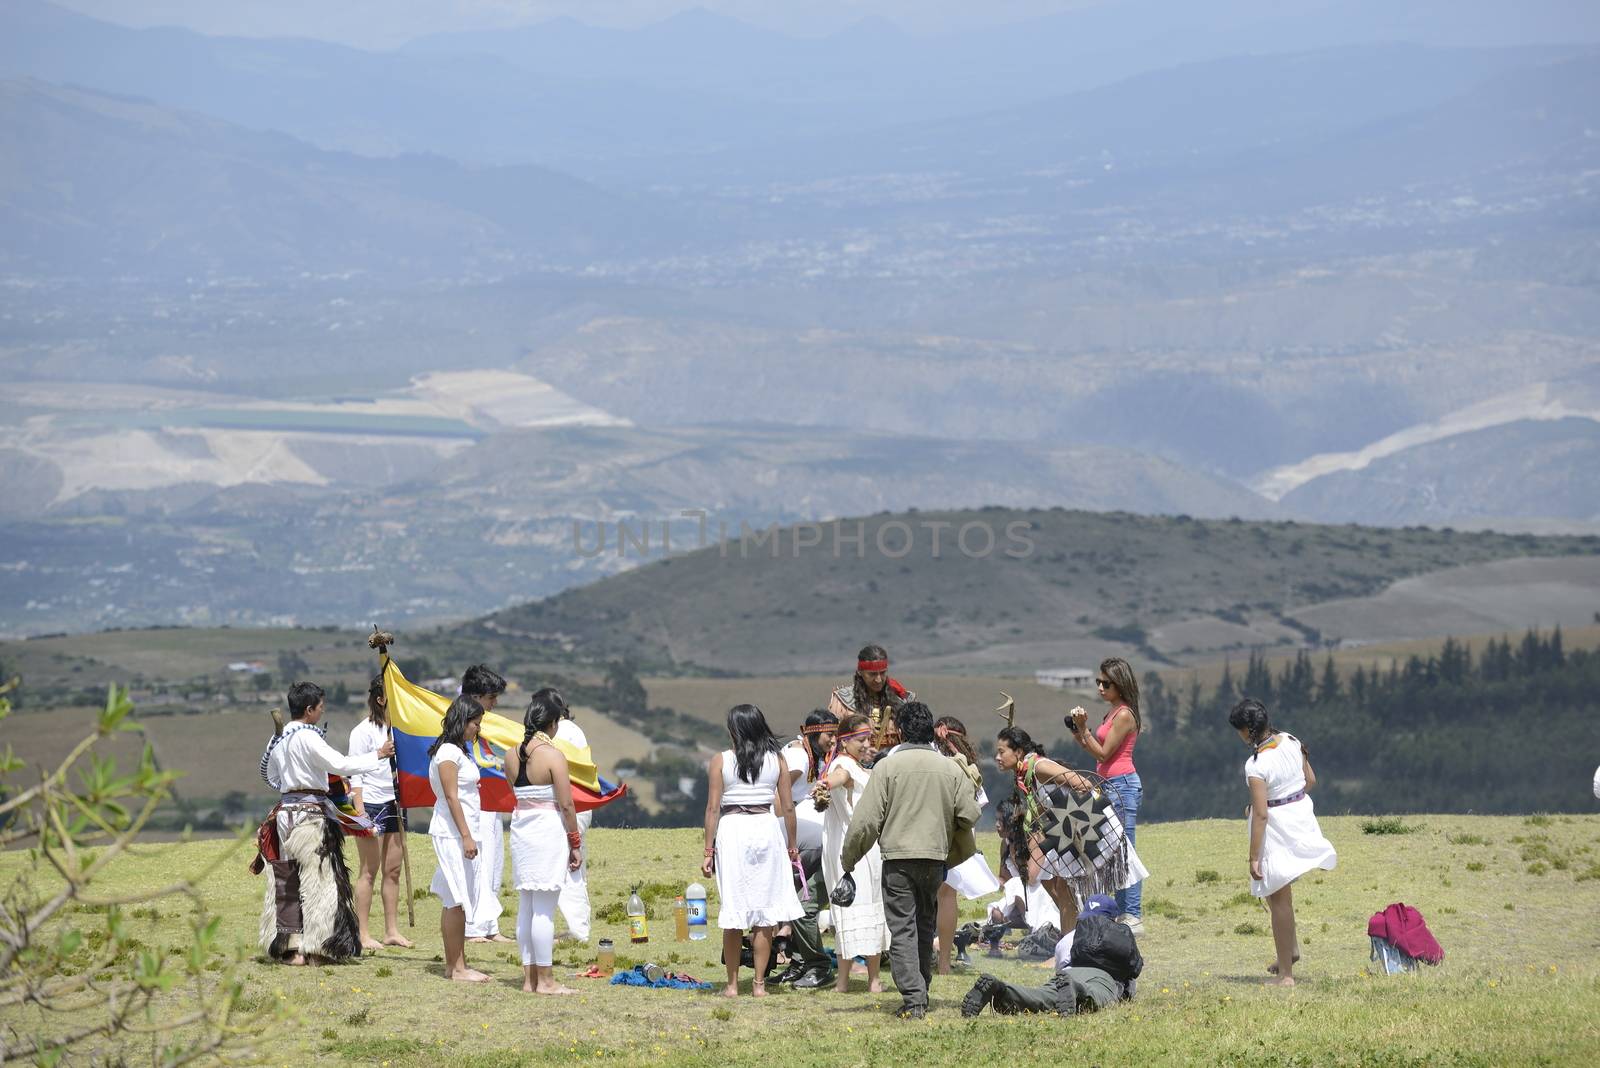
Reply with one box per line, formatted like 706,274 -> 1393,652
714,751 -> 804,930
1246,734 -> 1337,898
944,783 -> 1002,899
784,743 -> 826,852
428,742 -> 487,912
820,755 -> 892,957
510,782 -> 567,892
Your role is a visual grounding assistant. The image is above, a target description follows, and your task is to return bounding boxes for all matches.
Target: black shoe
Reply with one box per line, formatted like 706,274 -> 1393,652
773,962 -> 806,985
961,974 -> 1001,1018
792,967 -> 835,989
894,1004 -> 926,1020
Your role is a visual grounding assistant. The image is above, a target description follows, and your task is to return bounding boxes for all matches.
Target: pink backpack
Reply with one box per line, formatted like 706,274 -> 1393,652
1367,902 -> 1444,970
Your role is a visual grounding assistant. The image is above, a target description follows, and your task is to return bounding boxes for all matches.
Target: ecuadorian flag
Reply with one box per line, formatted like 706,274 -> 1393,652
381,653 -> 625,813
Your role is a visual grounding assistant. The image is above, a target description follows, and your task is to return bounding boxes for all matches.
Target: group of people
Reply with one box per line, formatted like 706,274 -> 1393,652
254,664 -> 596,994
252,640 -> 1339,1016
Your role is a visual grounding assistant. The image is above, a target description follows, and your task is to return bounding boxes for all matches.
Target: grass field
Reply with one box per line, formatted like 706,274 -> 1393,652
4,814 -> 1598,1065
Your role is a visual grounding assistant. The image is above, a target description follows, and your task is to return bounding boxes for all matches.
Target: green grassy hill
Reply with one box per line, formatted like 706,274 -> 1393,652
4,815 -> 1596,1065
461,507 -> 1600,674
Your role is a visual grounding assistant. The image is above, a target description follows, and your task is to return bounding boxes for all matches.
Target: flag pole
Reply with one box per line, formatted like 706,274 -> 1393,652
370,626 -> 415,928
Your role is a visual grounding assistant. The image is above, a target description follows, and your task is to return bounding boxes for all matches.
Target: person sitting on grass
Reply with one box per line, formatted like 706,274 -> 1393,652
960,895 -> 1140,1017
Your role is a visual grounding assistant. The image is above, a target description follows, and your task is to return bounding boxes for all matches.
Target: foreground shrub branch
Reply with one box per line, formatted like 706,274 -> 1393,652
0,681 -> 272,1065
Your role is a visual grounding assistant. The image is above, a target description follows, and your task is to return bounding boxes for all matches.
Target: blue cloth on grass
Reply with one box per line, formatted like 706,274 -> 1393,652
609,965 -> 714,990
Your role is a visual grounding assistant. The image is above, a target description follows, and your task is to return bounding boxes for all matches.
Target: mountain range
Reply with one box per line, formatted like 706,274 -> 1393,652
1,1 -> 1598,636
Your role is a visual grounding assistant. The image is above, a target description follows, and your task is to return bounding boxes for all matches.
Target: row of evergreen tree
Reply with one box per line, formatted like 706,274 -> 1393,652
1108,628 -> 1596,821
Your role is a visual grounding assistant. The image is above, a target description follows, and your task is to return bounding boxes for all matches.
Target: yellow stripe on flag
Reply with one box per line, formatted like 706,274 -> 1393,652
381,654 -> 601,792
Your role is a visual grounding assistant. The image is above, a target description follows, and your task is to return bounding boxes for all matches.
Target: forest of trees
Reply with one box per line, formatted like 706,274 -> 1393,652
1099,628 -> 1597,821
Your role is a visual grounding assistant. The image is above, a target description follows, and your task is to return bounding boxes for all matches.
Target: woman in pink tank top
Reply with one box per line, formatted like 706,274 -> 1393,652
1067,656 -> 1145,929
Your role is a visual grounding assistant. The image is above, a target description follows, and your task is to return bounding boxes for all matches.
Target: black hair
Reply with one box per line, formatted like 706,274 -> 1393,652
893,700 -> 935,745
996,725 -> 1045,756
366,673 -> 386,726
429,695 -> 484,757
995,794 -> 1029,878
1228,697 -> 1273,755
523,687 -> 568,750
799,708 -> 838,782
726,704 -> 782,784
934,714 -> 980,765
287,681 -> 325,720
852,643 -> 904,718
460,664 -> 507,699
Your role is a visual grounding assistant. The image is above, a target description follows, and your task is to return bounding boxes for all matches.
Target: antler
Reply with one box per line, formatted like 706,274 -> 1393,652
368,625 -> 394,651
994,691 -> 1016,731
269,706 -> 284,737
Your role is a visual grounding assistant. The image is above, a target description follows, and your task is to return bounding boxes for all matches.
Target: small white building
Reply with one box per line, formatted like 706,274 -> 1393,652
1035,667 -> 1095,690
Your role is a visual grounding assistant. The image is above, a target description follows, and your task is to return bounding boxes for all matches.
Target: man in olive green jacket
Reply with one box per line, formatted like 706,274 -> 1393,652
841,701 -> 980,1019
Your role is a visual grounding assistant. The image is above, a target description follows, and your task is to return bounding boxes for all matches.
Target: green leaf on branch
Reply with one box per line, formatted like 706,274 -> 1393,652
134,948 -> 176,992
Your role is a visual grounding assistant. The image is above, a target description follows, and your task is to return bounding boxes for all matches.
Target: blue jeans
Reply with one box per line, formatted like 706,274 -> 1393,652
1104,772 -> 1142,919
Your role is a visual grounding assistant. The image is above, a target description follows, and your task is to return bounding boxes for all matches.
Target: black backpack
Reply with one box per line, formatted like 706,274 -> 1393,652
1069,914 -> 1143,982
1016,923 -> 1062,961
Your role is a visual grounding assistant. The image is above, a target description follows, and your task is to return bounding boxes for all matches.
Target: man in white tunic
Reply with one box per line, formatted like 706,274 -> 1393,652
254,681 -> 392,964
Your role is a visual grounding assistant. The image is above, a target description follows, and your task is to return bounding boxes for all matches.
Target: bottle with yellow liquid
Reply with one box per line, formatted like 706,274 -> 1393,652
673,895 -> 689,941
628,887 -> 649,944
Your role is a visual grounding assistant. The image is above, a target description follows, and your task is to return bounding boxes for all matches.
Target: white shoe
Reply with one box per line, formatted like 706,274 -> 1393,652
1118,914 -> 1145,935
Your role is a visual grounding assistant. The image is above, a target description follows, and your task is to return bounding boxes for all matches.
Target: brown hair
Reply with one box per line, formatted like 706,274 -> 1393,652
366,673 -> 386,726
934,715 -> 981,765
1099,656 -> 1142,733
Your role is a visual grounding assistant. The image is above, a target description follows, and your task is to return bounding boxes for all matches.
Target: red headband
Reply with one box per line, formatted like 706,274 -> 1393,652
857,659 -> 889,672
801,723 -> 835,735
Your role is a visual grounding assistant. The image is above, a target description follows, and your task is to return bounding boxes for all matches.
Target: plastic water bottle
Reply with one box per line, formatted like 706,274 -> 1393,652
628,887 -> 649,944
686,881 -> 708,940
673,895 -> 689,941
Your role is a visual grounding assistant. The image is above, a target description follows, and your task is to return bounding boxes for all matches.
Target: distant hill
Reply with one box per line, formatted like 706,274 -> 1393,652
1283,418 -> 1600,525
459,506 -> 1600,674
0,79 -> 678,278
0,422 -> 1278,636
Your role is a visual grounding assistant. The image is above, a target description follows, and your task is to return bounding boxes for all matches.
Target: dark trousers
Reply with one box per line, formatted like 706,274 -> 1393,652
881,858 -> 944,1011
789,847 -> 831,971
991,967 -> 1124,1015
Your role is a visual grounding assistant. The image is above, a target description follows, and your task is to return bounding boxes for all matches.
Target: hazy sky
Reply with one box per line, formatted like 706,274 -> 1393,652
53,0 -> 1113,46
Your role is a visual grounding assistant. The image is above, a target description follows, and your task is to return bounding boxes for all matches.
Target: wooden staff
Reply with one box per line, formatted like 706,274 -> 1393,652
369,627 -> 415,927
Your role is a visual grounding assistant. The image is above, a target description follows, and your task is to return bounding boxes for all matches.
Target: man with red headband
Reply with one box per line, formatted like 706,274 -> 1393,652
828,644 -> 914,746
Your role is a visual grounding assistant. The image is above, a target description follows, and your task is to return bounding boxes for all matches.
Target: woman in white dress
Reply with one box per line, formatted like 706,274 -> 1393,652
503,689 -> 583,995
427,695 -> 490,983
1229,698 -> 1337,987
700,704 -> 804,998
815,714 -> 890,993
